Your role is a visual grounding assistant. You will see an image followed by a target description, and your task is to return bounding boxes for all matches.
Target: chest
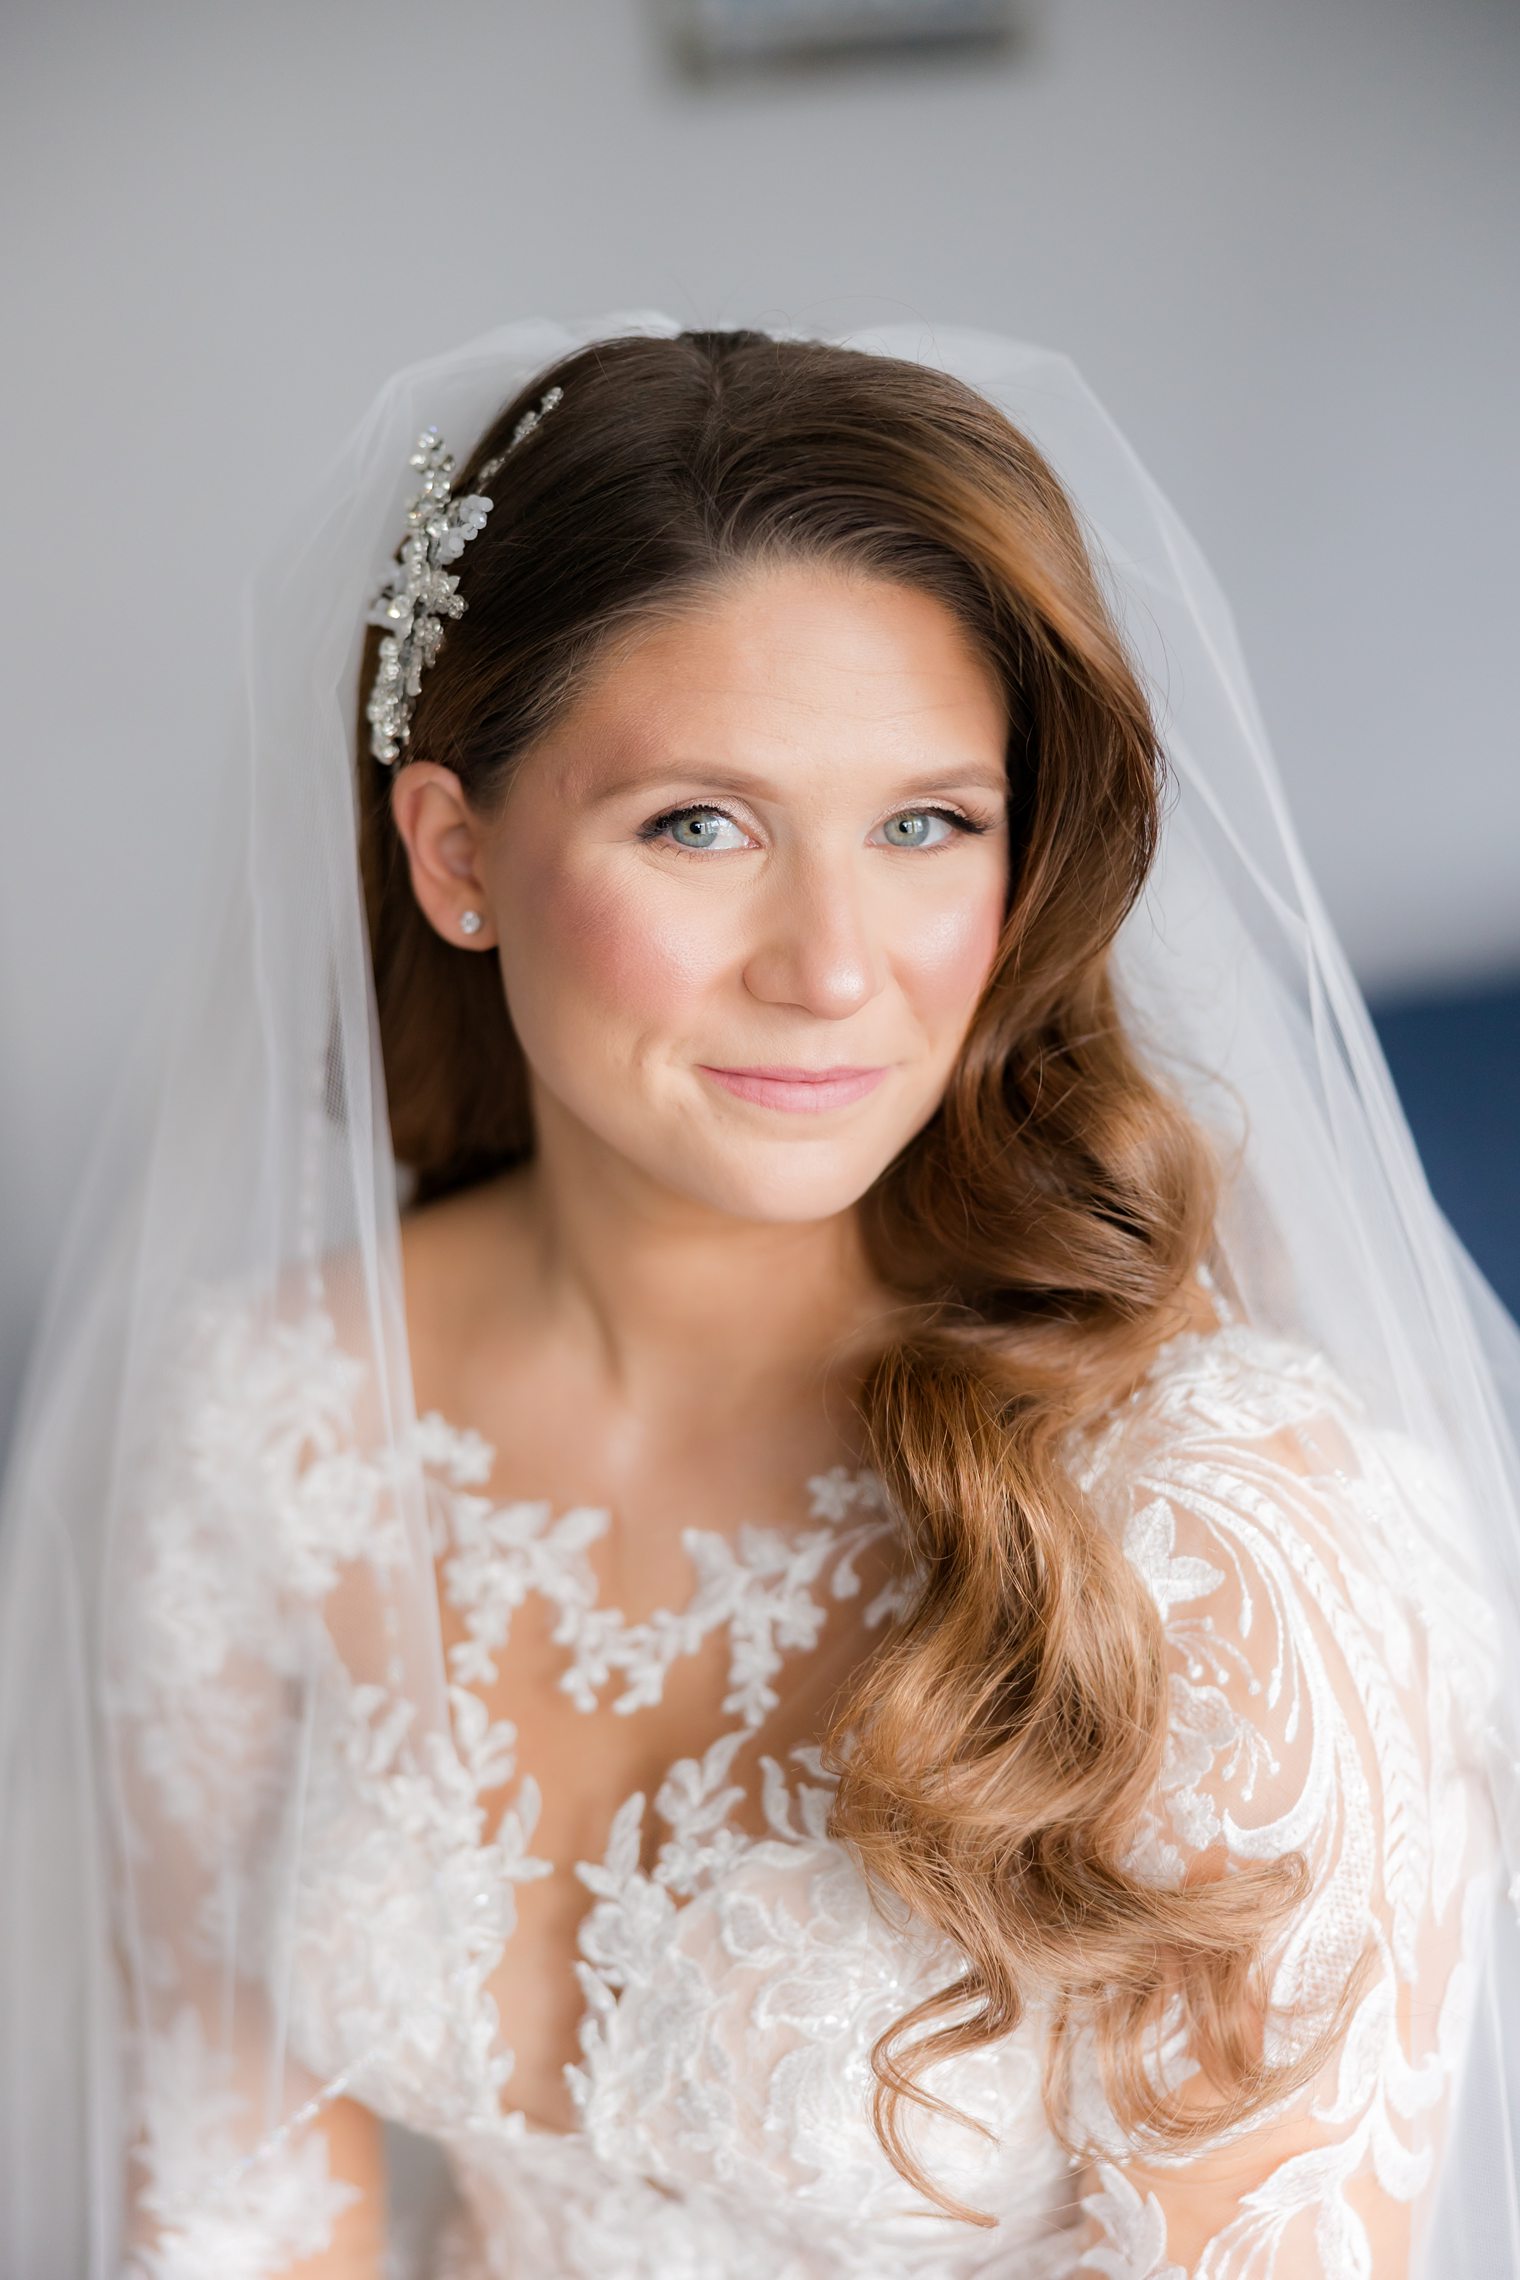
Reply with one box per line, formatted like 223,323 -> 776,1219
265,1377 -> 1088,2262
287,1613 -> 1069,2249
290,1410 -> 923,2138
441,1576 -> 878,2133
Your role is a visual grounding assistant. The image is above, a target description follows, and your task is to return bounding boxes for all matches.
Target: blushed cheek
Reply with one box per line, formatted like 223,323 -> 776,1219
514,863 -> 727,1037
903,885 -> 1007,1029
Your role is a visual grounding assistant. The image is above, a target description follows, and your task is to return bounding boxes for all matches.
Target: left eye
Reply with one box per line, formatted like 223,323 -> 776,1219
879,810 -> 959,849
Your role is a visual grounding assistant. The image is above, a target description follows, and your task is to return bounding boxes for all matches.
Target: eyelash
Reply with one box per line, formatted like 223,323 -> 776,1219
637,801 -> 993,854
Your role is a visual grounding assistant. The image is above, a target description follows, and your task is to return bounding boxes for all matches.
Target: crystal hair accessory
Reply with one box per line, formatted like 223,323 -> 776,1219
364,384 -> 565,765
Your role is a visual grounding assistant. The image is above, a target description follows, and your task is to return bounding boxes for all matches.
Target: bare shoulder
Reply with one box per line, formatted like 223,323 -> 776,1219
182,1171 -> 540,1435
397,1168 -> 539,1414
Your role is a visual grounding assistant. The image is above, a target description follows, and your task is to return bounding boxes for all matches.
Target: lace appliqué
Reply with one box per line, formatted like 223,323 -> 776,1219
426,1411 -> 906,1726
1078,2164 -> 1186,2280
114,1297 -> 1501,2279
120,2008 -> 362,2280
1068,1328 -> 1501,2278
410,1415 -> 916,2128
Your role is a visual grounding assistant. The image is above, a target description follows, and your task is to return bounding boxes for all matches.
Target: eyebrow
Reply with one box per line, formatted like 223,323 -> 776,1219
589,759 -> 1011,806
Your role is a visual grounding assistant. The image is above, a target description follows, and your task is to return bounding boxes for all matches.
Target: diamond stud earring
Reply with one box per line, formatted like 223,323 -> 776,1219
459,909 -> 484,937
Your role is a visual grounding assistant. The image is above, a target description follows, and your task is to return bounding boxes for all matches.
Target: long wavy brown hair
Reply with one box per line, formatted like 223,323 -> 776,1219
355,329 -> 1348,2221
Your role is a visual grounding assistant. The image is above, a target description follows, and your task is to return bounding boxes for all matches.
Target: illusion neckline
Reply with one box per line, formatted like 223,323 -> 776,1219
383,1400 -> 912,2149
412,1408 -> 903,1722
408,1396 -> 890,1539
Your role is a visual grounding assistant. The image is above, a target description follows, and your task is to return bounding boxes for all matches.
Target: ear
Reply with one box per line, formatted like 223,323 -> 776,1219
387,763 -> 497,950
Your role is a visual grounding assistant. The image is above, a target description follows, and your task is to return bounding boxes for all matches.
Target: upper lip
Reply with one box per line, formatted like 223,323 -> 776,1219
703,1064 -> 885,1080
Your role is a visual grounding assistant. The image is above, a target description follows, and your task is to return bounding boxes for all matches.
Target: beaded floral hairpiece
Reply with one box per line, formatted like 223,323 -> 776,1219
365,383 -> 564,765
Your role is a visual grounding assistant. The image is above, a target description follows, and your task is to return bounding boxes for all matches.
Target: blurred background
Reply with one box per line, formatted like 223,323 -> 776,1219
1,0 -> 1517,1461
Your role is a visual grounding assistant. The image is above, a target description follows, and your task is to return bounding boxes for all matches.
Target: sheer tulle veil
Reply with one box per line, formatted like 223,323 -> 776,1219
2,309 -> 1518,2274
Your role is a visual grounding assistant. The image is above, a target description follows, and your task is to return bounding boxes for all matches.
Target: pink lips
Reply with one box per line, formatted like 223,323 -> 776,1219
698,1064 -> 888,1113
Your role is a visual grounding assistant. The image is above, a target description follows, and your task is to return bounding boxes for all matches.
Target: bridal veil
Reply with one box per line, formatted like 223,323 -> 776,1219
2,310 -> 1517,2275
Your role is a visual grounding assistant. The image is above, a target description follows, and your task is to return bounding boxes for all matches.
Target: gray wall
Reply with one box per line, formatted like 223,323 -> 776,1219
2,0 -> 1517,1445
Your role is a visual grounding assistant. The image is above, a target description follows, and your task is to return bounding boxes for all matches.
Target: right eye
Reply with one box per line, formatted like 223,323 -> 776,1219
640,804 -> 752,854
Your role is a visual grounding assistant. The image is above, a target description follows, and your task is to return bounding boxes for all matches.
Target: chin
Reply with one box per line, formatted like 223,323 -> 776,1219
636,1130 -> 908,1228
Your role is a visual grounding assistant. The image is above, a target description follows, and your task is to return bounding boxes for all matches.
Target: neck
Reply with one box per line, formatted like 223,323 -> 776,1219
507,1100 -> 903,1432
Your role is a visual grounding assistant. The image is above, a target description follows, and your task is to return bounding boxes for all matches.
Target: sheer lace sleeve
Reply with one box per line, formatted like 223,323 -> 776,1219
1069,1330 -> 1501,2279
106,1284 -> 402,2277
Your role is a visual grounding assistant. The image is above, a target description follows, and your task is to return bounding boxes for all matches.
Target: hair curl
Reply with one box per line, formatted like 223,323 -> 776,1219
355,329 -> 1346,2221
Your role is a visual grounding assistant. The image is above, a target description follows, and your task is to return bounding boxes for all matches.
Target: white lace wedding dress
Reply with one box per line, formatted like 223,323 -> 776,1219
113,1290 -> 1500,2279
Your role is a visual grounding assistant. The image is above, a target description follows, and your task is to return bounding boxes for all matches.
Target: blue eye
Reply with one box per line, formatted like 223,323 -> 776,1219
639,802 -> 990,855
881,811 -> 955,849
645,807 -> 749,852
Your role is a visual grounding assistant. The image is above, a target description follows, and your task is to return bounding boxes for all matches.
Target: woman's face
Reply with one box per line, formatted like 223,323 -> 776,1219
403,561 -> 1012,1225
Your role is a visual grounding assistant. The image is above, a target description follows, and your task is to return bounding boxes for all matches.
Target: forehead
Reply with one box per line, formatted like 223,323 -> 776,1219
534,561 -> 1010,802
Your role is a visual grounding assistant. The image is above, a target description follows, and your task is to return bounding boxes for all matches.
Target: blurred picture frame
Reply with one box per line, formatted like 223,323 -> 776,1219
666,0 -> 1020,70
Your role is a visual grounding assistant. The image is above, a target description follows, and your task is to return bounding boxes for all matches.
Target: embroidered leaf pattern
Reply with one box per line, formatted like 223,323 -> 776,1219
113,1296 -> 1499,2277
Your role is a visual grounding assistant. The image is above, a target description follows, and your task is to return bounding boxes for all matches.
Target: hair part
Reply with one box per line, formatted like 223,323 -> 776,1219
354,327 -> 1353,2220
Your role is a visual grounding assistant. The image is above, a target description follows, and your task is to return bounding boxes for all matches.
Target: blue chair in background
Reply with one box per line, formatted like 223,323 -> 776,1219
1373,975 -> 1520,1320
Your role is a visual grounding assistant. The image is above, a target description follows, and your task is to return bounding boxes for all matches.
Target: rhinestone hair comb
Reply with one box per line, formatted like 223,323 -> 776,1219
365,383 -> 564,765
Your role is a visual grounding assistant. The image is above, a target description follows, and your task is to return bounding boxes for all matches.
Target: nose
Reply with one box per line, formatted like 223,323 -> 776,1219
739,847 -> 888,1020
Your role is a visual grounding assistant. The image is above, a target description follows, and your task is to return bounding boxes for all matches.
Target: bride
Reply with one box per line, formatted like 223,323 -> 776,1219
1,313 -> 1518,2280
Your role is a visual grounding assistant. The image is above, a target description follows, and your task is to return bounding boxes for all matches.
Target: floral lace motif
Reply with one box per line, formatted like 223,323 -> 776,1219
425,1401 -> 909,1724
119,2009 -> 362,2280
112,1296 -> 1500,2278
